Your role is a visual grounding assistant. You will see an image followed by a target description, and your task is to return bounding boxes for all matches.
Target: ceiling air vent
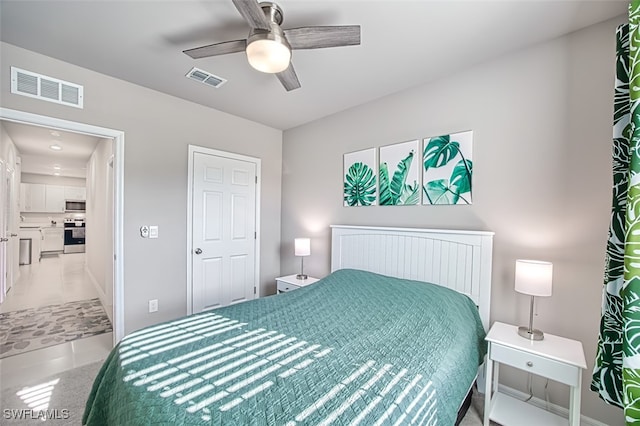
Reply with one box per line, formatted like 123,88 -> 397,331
11,67 -> 83,108
186,67 -> 227,89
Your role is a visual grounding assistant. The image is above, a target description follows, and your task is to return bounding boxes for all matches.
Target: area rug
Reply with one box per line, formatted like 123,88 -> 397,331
0,298 -> 112,359
1,361 -> 103,425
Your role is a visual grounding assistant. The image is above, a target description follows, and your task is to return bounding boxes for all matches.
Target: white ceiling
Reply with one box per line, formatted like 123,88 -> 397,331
0,1 -> 628,130
2,120 -> 100,179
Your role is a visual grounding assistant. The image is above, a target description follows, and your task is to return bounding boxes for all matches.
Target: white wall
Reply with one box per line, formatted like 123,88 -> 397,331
281,16 -> 625,425
85,138 -> 113,320
0,42 -> 283,335
21,172 -> 85,187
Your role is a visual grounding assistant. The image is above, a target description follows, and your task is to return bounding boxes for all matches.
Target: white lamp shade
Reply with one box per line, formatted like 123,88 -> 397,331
294,238 -> 311,257
515,259 -> 553,297
246,38 -> 291,74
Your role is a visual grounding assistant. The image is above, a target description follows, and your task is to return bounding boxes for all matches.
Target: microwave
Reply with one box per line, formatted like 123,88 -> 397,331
65,200 -> 86,212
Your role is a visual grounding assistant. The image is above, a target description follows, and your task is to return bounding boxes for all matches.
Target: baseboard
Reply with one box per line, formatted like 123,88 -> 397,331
495,384 -> 608,426
86,266 -> 113,324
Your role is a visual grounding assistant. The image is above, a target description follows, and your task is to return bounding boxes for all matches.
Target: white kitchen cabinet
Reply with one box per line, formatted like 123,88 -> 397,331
40,227 -> 64,252
20,183 -> 67,212
45,185 -> 65,212
20,183 -> 46,212
64,186 -> 86,201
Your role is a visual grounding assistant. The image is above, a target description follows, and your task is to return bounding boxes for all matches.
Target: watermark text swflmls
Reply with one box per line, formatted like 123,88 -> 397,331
3,409 -> 70,420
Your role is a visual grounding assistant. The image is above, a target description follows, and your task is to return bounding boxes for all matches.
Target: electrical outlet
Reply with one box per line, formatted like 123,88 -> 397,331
140,226 -> 149,238
148,299 -> 158,313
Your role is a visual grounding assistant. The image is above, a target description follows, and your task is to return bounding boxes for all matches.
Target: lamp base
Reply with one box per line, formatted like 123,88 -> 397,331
518,326 -> 544,341
296,274 -> 308,280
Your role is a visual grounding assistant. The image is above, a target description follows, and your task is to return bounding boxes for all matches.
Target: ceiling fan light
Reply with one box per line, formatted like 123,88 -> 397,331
246,38 -> 291,74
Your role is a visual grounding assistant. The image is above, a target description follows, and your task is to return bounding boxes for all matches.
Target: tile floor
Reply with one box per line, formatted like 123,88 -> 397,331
1,253 -> 100,313
0,253 -> 113,390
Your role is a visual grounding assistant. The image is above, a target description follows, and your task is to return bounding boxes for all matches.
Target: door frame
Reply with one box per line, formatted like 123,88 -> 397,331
186,144 -> 261,315
0,107 -> 125,344
0,159 -> 6,304
4,163 -> 16,293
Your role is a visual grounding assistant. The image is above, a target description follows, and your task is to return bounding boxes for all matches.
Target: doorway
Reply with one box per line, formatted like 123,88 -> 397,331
0,107 -> 124,344
186,145 -> 261,314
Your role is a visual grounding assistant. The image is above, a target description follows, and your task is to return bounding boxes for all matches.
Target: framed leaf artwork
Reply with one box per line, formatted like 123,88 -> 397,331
343,148 -> 377,206
422,130 -> 473,205
379,140 -> 420,206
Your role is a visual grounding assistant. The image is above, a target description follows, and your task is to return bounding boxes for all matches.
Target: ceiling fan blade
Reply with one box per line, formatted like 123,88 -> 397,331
276,63 -> 301,91
183,39 -> 247,59
285,25 -> 361,50
232,0 -> 270,30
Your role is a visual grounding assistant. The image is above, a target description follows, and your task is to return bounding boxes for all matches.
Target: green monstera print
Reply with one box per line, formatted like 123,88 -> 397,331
592,5 -> 640,423
423,135 -> 472,205
344,162 -> 376,206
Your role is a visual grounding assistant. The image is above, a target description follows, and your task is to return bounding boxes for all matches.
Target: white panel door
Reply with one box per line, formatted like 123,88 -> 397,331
0,161 -> 6,303
64,186 -> 86,200
192,152 -> 257,312
5,166 -> 17,292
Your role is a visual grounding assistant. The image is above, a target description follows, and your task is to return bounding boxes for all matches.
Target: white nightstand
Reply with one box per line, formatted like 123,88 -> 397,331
483,322 -> 587,426
276,274 -> 320,293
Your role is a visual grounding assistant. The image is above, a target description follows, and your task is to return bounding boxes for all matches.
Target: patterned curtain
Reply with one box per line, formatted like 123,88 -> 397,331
591,2 -> 640,423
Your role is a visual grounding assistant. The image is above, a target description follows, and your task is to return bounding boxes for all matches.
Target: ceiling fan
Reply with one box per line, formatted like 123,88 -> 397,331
183,0 -> 361,91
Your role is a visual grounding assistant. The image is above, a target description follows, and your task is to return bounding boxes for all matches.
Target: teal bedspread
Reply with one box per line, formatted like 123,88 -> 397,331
83,269 -> 486,425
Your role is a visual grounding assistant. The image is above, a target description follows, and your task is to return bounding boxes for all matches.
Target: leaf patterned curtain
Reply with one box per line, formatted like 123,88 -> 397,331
592,2 -> 640,422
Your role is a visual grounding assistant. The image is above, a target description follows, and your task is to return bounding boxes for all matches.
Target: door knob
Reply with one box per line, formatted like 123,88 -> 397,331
10,233 -> 17,237
194,248 -> 202,255
0,238 -> 8,242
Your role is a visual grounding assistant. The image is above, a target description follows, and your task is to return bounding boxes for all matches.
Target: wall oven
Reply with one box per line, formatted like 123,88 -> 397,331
64,219 -> 85,253
65,200 -> 86,212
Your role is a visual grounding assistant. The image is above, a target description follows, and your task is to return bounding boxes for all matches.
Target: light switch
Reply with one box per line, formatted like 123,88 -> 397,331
149,225 -> 159,239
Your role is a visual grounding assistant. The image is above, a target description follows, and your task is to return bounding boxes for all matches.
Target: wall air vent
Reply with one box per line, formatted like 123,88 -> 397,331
11,67 -> 83,108
186,67 -> 227,89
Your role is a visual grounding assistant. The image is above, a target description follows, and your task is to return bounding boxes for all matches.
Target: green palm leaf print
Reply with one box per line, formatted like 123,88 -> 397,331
379,151 -> 418,206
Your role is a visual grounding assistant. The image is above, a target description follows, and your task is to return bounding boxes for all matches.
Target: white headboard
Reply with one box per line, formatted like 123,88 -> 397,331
330,225 -> 494,330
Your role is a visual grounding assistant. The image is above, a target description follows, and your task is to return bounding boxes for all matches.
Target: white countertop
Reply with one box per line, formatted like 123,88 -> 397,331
19,223 -> 63,229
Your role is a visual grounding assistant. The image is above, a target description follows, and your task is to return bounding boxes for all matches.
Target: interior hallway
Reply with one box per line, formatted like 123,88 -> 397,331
0,252 -> 112,390
1,252 -> 99,313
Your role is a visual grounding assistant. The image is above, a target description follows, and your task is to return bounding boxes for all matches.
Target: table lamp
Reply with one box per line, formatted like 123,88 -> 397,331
295,238 -> 310,279
515,259 -> 553,341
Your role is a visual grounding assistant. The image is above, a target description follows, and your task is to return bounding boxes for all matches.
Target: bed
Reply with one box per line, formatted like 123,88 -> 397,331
83,225 -> 494,425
